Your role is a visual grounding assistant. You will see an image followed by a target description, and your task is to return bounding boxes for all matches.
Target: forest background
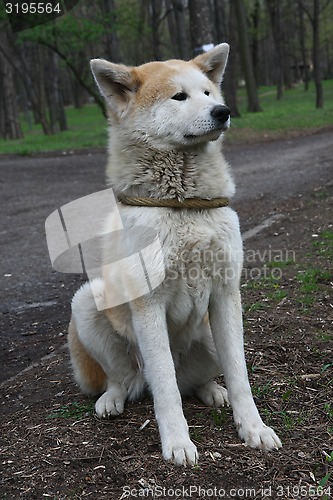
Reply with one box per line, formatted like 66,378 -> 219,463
0,0 -> 332,149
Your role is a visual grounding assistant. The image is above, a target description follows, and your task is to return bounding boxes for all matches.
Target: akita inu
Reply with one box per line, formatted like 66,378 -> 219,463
68,43 -> 282,466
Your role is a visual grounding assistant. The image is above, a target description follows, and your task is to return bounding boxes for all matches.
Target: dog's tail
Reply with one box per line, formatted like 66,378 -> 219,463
68,316 -> 107,395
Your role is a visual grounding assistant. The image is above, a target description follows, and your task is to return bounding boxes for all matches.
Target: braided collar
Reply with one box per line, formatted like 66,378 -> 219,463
117,192 -> 229,209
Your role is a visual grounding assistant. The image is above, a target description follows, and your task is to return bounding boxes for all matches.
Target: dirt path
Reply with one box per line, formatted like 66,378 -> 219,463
0,131 -> 332,498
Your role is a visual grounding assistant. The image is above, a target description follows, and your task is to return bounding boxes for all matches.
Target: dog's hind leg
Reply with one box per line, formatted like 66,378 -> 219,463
69,279 -> 145,418
176,333 -> 229,407
68,317 -> 107,396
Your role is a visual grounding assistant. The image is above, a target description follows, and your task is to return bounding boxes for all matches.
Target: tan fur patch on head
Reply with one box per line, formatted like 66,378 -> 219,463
133,61 -> 187,107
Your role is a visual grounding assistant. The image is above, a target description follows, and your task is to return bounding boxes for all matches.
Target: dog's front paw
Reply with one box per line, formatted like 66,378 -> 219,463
95,386 -> 126,418
162,437 -> 198,467
196,380 -> 229,407
237,420 -> 282,451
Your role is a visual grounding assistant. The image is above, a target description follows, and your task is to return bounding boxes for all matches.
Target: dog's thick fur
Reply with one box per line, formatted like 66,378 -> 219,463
68,44 -> 282,466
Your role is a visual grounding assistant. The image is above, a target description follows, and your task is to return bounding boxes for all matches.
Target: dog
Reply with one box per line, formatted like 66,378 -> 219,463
67,43 -> 282,466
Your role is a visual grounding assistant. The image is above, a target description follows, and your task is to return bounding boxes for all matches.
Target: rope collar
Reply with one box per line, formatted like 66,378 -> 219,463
117,192 -> 229,209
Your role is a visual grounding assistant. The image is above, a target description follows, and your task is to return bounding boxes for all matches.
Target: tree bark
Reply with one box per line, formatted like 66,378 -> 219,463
47,50 -> 68,133
313,0 -> 323,108
149,0 -> 163,60
0,33 -> 23,140
213,0 -> 227,44
171,0 -> 191,59
298,0 -> 309,89
234,0 -> 262,112
102,0 -> 122,62
266,0 -> 284,99
300,0 -> 324,107
223,0 -> 241,117
188,0 -> 215,54
251,0 -> 260,86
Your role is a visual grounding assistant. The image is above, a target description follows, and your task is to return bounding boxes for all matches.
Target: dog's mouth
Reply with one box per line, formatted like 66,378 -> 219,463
184,126 -> 227,141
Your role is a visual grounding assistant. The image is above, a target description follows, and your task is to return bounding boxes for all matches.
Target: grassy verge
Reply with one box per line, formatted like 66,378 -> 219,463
0,105 -> 108,156
0,80 -> 332,155
227,79 -> 333,144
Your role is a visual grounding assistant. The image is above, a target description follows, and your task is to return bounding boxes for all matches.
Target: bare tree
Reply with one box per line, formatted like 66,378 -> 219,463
298,0 -> 311,90
234,0 -> 262,112
216,0 -> 240,117
312,0 -> 323,108
149,0 -> 163,60
46,51 -> 68,132
169,0 -> 191,59
0,33 -> 23,140
188,0 -> 215,53
266,0 -> 284,99
101,0 -> 122,62
300,0 -> 327,108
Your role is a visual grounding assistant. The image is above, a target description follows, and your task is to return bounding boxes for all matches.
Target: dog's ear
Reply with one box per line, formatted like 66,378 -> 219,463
192,43 -> 229,86
90,59 -> 139,117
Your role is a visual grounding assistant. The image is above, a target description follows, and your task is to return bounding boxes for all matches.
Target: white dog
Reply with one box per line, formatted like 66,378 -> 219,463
68,43 -> 282,466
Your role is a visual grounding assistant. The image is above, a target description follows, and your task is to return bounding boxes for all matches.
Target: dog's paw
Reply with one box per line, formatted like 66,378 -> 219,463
237,420 -> 282,451
95,386 -> 126,418
162,438 -> 198,467
196,380 -> 229,407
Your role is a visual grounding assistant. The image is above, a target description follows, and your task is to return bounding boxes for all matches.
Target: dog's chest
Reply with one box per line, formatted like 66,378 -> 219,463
155,209 -> 242,319
123,206 -> 242,285
163,211 -> 240,275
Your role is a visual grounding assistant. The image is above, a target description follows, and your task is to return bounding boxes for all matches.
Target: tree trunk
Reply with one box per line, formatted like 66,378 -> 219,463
213,0 -> 227,44
223,0 -> 241,117
188,0 -> 215,54
47,51 -> 60,133
0,33 -> 23,140
298,0 -> 310,89
36,45 -> 53,135
165,0 -> 179,57
313,0 -> 323,108
266,0 -> 284,99
234,0 -> 262,112
47,51 -> 68,132
102,0 -> 122,62
251,0 -> 260,85
149,0 -> 163,60
171,0 -> 191,59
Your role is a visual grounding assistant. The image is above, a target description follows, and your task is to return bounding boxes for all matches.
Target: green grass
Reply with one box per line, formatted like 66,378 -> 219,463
0,105 -> 107,155
0,80 -> 332,155
47,401 -> 95,419
211,408 -> 228,427
231,79 -> 333,133
312,230 -> 333,259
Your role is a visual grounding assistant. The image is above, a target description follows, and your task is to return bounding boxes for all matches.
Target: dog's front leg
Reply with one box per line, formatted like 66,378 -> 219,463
209,284 -> 282,450
131,299 -> 198,466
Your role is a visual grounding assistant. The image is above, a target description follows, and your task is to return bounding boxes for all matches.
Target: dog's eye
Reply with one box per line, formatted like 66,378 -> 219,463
204,90 -> 210,96
171,92 -> 188,101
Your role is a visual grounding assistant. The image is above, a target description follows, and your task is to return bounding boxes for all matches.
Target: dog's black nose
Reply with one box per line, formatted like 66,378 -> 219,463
210,105 -> 230,124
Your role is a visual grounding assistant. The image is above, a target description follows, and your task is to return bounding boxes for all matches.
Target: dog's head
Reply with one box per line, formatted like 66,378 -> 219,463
90,44 -> 230,150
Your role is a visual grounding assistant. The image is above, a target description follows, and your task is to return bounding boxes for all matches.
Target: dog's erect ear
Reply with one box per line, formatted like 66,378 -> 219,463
90,59 -> 139,116
192,43 -> 229,86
